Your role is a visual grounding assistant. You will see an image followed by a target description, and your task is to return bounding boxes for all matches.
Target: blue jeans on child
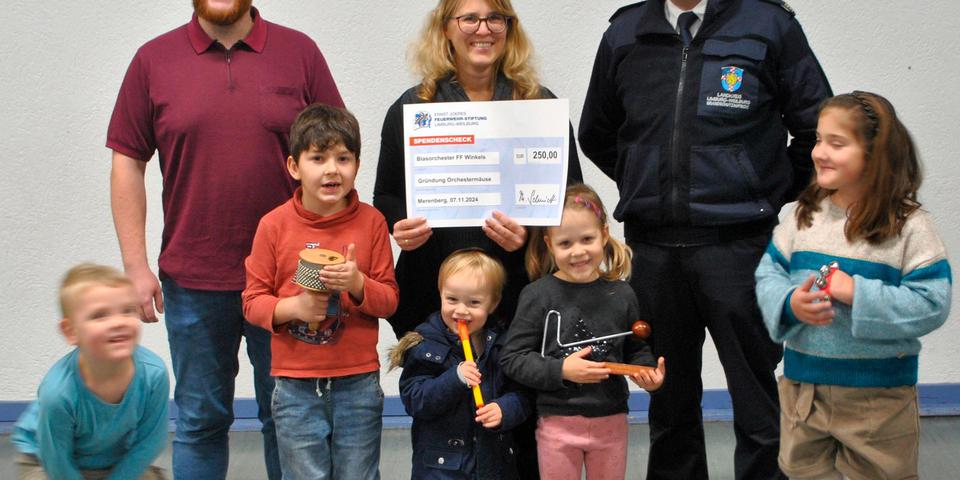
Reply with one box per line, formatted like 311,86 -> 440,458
161,279 -> 281,480
272,372 -> 384,480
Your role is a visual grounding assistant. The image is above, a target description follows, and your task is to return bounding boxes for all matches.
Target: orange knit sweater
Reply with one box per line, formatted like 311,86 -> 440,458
243,188 -> 398,378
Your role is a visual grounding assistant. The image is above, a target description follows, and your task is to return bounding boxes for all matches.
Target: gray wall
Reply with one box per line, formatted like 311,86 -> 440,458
1,1 -> 957,400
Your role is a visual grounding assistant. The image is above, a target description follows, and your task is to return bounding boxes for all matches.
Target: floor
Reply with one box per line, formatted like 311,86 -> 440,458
3,418 -> 959,479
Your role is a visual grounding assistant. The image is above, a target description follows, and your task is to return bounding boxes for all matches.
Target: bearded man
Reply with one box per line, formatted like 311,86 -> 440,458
107,1 -> 343,478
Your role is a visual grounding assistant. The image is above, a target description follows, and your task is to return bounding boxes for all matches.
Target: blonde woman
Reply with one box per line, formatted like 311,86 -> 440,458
373,2 -> 581,477
374,0 -> 581,339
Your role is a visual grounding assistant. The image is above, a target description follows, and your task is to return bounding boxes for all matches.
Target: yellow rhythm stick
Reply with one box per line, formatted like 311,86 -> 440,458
457,321 -> 485,409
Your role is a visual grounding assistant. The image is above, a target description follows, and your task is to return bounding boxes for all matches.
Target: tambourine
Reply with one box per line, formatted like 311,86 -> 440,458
294,248 -> 345,292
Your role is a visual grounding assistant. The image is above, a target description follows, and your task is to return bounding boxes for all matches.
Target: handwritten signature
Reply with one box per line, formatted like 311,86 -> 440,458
516,189 -> 558,206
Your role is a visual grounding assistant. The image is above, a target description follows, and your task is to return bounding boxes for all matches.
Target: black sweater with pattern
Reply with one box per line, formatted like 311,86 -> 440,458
500,275 -> 655,417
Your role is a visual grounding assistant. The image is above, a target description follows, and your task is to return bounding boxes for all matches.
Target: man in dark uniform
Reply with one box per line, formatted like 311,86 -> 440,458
579,0 -> 831,478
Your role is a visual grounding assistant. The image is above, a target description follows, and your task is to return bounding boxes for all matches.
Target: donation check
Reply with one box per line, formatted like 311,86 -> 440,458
403,98 -> 569,227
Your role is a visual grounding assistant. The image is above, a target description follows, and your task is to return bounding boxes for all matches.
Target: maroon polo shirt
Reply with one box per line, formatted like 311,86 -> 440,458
107,8 -> 343,290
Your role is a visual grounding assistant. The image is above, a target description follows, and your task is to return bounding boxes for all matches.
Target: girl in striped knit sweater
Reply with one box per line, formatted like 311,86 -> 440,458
755,91 -> 952,480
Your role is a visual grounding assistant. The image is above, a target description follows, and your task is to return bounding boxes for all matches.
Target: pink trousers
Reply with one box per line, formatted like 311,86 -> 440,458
536,413 -> 629,480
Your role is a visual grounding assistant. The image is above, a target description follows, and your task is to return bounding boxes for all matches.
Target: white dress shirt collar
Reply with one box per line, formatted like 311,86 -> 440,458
664,0 -> 708,38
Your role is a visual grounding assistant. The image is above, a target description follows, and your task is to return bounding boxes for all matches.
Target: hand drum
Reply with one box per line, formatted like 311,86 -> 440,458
293,248 -> 345,292
293,248 -> 345,331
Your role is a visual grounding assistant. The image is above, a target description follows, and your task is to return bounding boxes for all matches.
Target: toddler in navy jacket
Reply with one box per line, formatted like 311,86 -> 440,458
390,249 -> 531,479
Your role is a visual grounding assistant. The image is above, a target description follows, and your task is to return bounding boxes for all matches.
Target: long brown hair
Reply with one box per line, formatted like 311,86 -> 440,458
796,91 -> 922,244
411,0 -> 541,101
526,184 -> 632,281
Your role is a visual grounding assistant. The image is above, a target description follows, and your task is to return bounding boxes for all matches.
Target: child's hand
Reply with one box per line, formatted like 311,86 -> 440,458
319,244 -> 365,301
562,347 -> 611,384
296,290 -> 331,323
629,357 -> 666,392
458,361 -> 482,387
475,402 -> 503,429
273,289 -> 330,326
826,269 -> 855,305
790,275 -> 834,325
790,274 -> 834,326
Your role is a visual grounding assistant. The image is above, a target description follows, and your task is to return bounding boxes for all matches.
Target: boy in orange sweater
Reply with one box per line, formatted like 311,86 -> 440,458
243,104 -> 399,479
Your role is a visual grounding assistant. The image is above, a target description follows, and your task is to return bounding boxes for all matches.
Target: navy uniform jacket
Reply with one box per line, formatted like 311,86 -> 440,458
579,0 -> 831,237
399,313 -> 531,479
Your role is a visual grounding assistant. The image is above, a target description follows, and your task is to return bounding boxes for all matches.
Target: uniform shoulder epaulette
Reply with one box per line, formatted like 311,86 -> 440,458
609,1 -> 646,22
757,0 -> 796,16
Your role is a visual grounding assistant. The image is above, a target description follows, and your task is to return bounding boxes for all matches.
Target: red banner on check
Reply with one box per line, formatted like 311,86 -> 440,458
409,135 -> 476,146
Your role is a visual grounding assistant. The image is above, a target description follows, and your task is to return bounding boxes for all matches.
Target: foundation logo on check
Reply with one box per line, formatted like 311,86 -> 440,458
414,111 -> 432,130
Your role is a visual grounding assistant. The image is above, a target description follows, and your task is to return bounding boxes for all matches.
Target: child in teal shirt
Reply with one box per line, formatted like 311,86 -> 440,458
11,264 -> 169,479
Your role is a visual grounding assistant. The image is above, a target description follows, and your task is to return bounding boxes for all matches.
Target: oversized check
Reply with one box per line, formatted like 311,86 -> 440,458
403,98 -> 569,227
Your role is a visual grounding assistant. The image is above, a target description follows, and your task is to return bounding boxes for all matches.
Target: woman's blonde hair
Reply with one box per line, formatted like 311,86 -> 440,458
526,184 -> 632,281
411,0 -> 541,101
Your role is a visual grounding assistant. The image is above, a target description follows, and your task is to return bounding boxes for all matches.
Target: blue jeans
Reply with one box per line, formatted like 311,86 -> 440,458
162,279 -> 281,480
272,372 -> 383,480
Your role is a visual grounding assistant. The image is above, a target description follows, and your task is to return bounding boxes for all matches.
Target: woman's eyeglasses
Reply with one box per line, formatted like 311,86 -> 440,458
451,13 -> 511,34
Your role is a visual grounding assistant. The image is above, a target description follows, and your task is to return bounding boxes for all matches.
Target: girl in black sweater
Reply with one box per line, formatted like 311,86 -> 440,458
501,184 -> 665,480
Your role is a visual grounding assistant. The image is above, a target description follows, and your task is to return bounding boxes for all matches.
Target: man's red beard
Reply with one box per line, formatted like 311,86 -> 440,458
193,0 -> 253,26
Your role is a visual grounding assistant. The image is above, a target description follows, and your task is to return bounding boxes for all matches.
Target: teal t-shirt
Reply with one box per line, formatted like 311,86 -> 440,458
11,346 -> 169,479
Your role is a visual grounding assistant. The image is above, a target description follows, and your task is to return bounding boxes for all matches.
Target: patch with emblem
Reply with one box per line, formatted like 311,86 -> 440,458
698,39 -> 763,118
720,66 -> 743,93
702,65 -> 752,113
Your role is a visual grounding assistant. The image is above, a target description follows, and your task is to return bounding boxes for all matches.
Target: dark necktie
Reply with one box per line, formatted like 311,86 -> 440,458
678,11 -> 698,46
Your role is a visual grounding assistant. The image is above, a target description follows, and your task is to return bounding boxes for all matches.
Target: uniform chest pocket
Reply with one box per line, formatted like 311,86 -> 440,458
697,39 -> 766,119
259,85 -> 306,133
